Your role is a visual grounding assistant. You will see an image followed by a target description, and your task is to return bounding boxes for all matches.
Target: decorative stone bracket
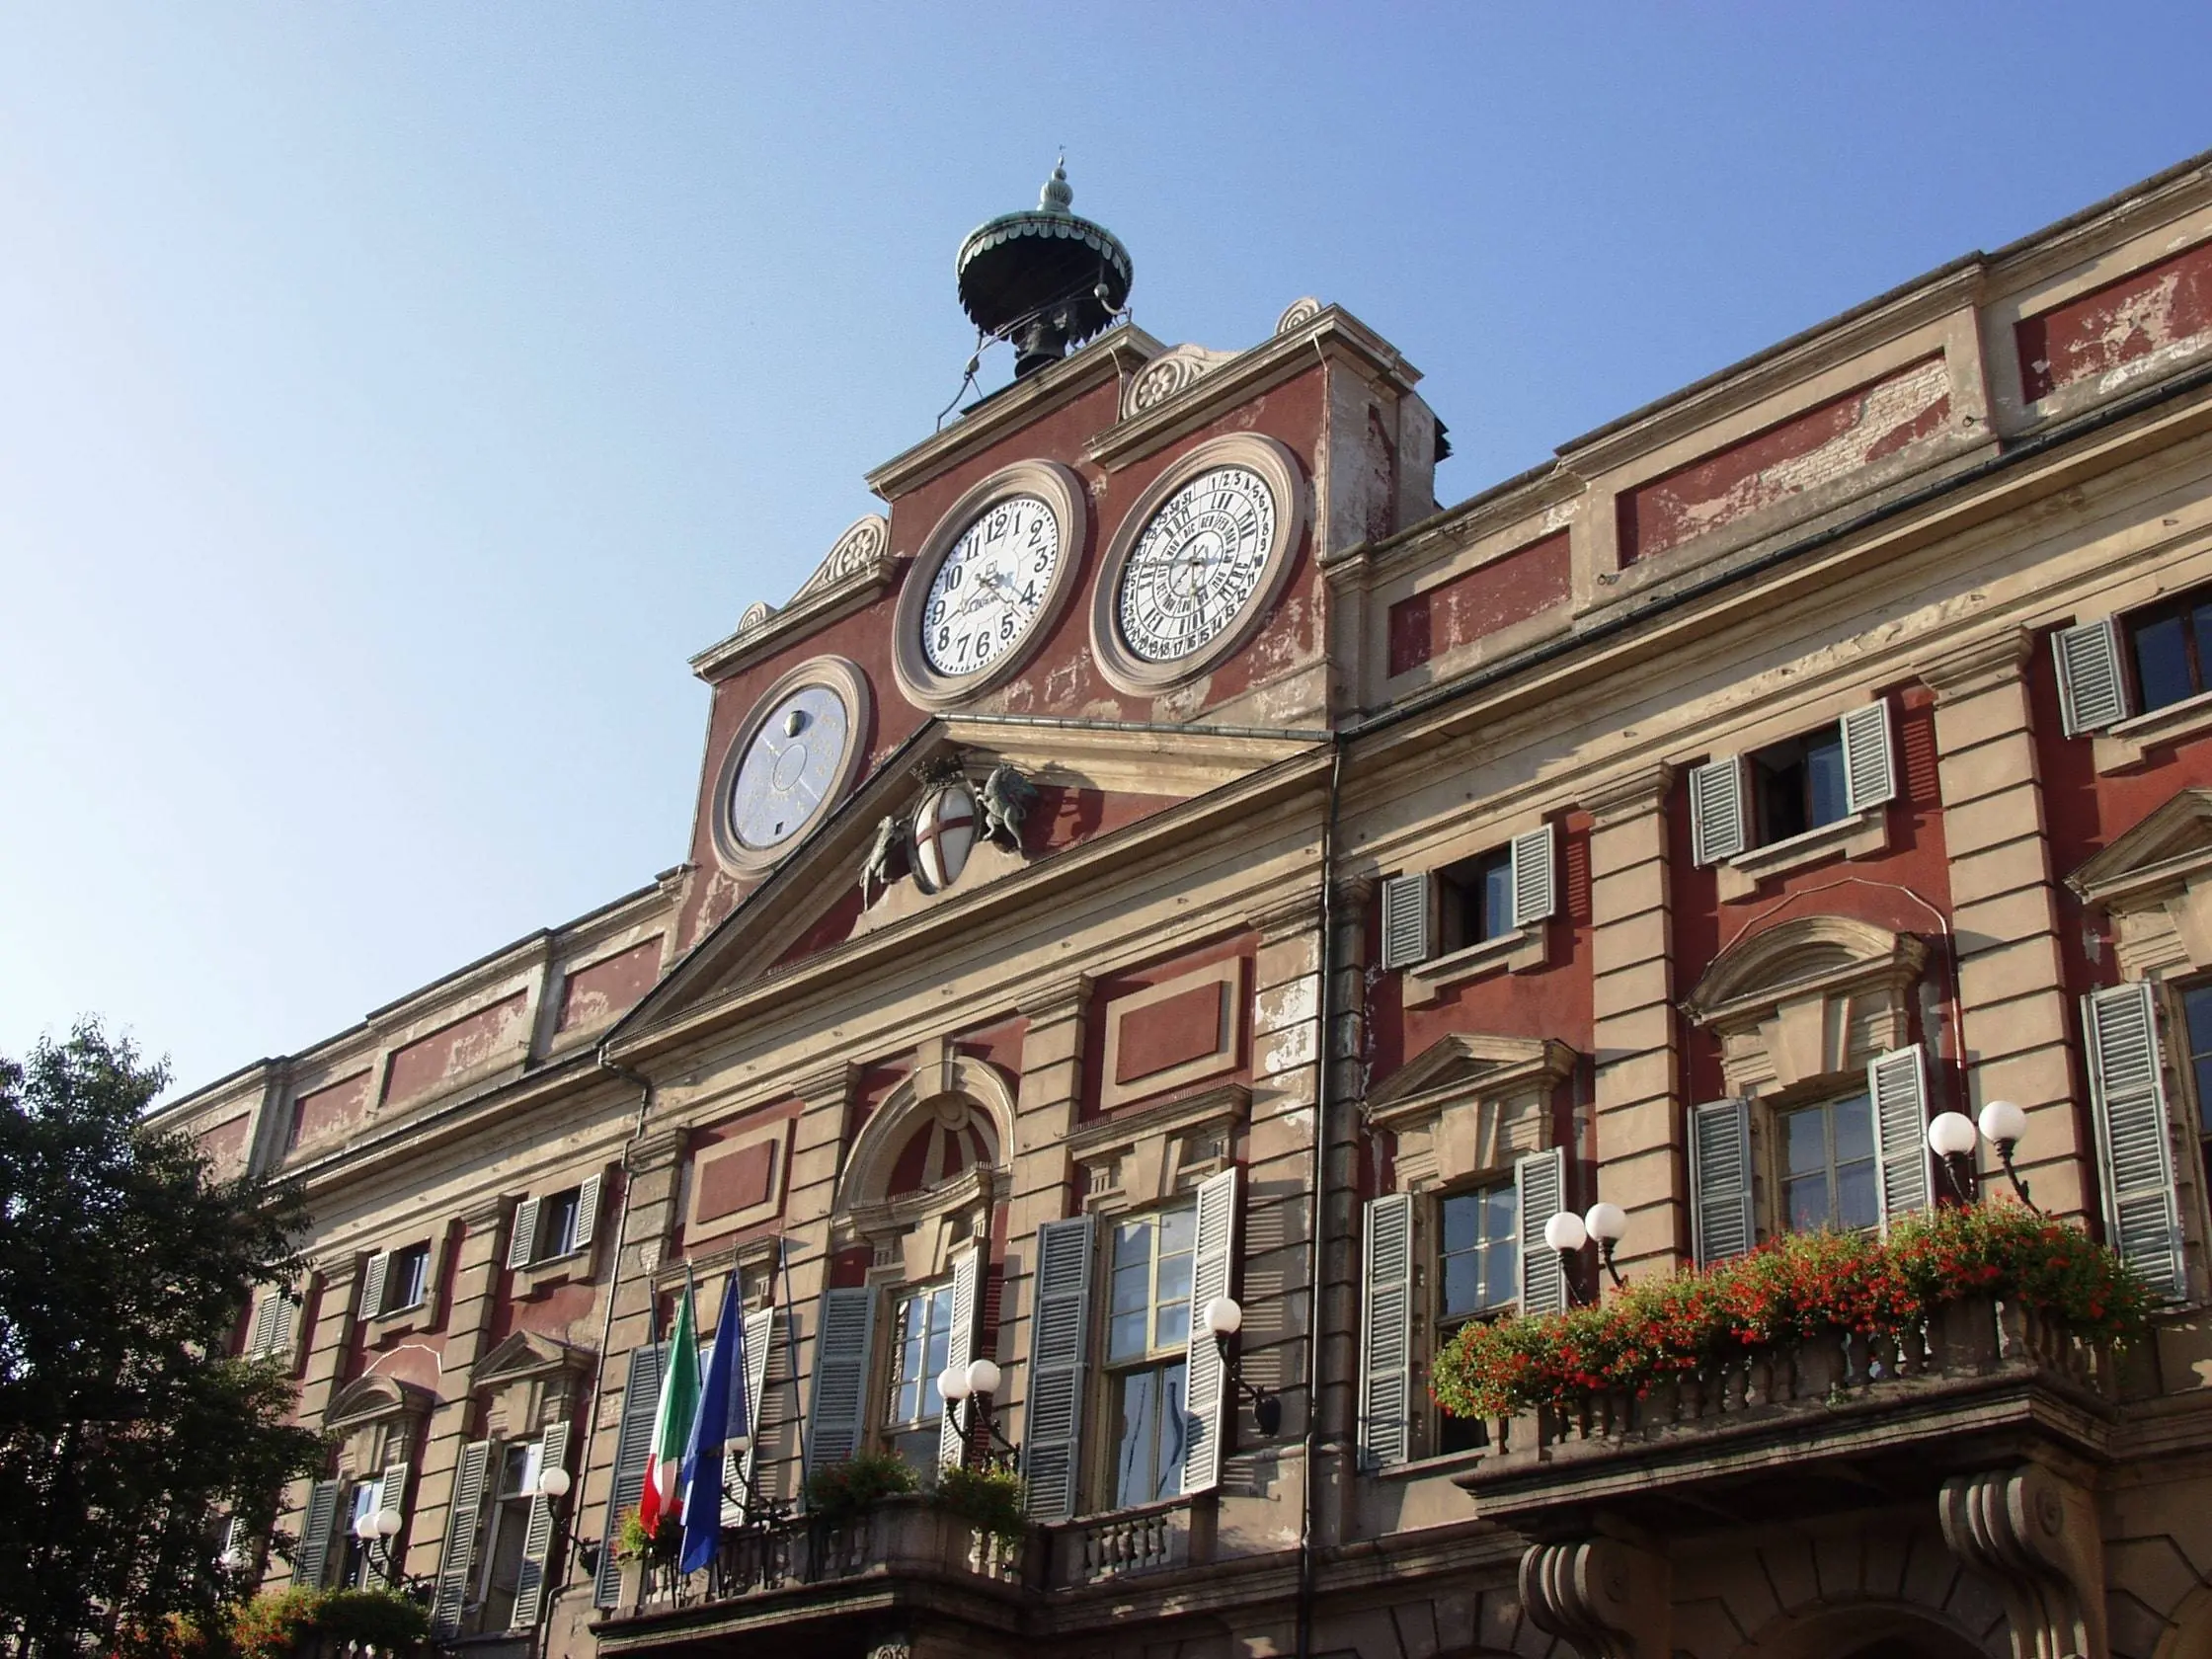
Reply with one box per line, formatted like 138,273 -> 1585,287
1518,1537 -> 1671,1659
1937,1463 -> 2108,1659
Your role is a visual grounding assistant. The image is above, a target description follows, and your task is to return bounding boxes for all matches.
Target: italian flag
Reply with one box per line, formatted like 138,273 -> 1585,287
637,1278 -> 700,1535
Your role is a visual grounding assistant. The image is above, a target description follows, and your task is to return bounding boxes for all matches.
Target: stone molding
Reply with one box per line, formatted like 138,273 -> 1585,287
1938,1462 -> 2109,1659
1518,1536 -> 1672,1659
1920,627 -> 2034,701
1584,762 -> 1676,829
1683,914 -> 1927,1099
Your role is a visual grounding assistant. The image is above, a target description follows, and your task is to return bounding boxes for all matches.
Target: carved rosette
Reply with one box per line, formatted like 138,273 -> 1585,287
1120,344 -> 1236,421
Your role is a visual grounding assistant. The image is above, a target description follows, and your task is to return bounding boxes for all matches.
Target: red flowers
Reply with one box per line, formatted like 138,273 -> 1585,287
1431,1203 -> 2154,1422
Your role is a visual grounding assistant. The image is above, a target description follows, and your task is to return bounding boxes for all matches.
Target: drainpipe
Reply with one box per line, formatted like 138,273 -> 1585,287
1297,735 -> 1348,1659
535,1051 -> 655,1658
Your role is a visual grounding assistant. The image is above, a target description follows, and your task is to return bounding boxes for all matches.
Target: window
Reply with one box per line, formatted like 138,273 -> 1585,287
1441,847 -> 1516,948
1434,1179 -> 1517,1455
884,1282 -> 954,1479
340,1476 -> 384,1589
1104,1204 -> 1195,1509
1749,727 -> 1849,845
387,1244 -> 431,1314
2175,982 -> 2212,1184
537,1188 -> 584,1261
2128,589 -> 2212,715
1778,1091 -> 1879,1232
477,1440 -> 542,1630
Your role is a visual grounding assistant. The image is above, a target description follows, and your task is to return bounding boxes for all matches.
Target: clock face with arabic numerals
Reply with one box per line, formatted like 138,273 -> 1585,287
919,495 -> 1062,677
1114,465 -> 1279,664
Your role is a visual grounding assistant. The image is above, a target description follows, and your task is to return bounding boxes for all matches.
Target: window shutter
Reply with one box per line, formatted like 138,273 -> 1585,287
509,1422 -> 571,1631
593,1343 -> 663,1608
431,1439 -> 494,1637
247,1292 -> 283,1357
572,1174 -> 605,1257
219,1516 -> 247,1570
936,1243 -> 985,1470
1180,1166 -> 1240,1497
2054,618 -> 2129,736
1689,756 -> 1746,867
1358,1192 -> 1414,1470
804,1287 -> 877,1472
1841,702 -> 1897,815
1867,1045 -> 1933,1230
293,1478 -> 342,1591
269,1292 -> 298,1366
725,1306 -> 777,1526
508,1197 -> 541,1271
1021,1214 -> 1094,1521
1691,1099 -> 1754,1266
376,1460 -> 411,1557
1380,873 -> 1435,970
2085,984 -> 2185,1299
1510,823 -> 1557,928
358,1252 -> 390,1321
1514,1148 -> 1567,1315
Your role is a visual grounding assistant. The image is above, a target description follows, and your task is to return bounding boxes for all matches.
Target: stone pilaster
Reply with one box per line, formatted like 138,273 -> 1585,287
271,1251 -> 361,1589
1923,629 -> 2094,1222
765,1063 -> 854,1505
400,1194 -> 514,1587
1585,763 -> 1683,1274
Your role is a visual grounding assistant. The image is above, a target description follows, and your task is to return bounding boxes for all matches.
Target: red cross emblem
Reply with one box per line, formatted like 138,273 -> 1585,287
912,782 -> 978,893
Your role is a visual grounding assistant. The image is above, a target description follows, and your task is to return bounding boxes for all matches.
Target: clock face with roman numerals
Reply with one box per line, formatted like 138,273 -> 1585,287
919,494 -> 1062,677
1114,466 -> 1279,664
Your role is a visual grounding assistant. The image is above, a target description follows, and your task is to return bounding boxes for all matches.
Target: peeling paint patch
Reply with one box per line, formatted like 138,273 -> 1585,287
1260,1021 -> 1317,1075
1619,356 -> 1951,564
2017,238 -> 2212,402
1388,530 -> 1570,675
555,937 -> 664,1033
195,1114 -> 251,1174
1255,975 -> 1319,1032
290,1070 -> 371,1148
382,992 -> 528,1104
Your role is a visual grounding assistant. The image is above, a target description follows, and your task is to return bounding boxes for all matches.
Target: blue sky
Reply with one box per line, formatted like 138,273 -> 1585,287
3,4 -> 2208,1097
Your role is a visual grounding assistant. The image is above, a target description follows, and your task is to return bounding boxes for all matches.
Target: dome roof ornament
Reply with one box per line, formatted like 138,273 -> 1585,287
957,158 -> 1133,380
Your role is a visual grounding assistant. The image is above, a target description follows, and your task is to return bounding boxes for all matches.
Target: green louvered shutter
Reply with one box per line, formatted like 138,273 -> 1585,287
1180,1167 -> 1240,1497
804,1288 -> 876,1471
1021,1215 -> 1094,1520
594,1343 -> 663,1608
431,1439 -> 493,1637
1358,1192 -> 1414,1469
2085,983 -> 2185,1299
293,1479 -> 342,1590
1691,1099 -> 1754,1266
509,1422 -> 571,1629
1514,1148 -> 1566,1314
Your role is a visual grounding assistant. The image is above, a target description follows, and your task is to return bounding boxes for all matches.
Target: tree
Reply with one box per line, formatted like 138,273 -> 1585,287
0,1022 -> 325,1657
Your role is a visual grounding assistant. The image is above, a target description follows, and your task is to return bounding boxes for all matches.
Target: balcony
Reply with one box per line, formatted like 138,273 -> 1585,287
1455,1292 -> 2121,1535
592,1493 -> 1219,1656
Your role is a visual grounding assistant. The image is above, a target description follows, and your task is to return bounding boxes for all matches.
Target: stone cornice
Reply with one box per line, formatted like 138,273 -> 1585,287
1583,762 -> 1678,828
1919,625 -> 2034,699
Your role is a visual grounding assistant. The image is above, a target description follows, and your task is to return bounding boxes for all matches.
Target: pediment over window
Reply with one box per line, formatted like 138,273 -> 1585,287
1684,914 -> 1926,1099
1372,1032 -> 1576,1191
326,1373 -> 436,1433
467,1330 -> 590,1394
467,1331 -> 592,1443
2068,787 -> 2212,978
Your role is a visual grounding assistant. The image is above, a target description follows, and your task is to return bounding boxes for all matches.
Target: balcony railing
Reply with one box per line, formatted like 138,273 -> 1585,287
1046,1494 -> 1213,1585
1459,1292 -> 2118,1527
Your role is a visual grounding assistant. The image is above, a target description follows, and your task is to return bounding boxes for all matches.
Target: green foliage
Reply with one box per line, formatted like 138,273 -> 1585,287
216,1586 -> 425,1659
802,1450 -> 918,1526
307,1588 -> 428,1649
0,1022 -> 327,1656
615,1505 -> 680,1562
227,1588 -> 321,1659
933,1462 -> 1026,1543
1433,1202 -> 2155,1422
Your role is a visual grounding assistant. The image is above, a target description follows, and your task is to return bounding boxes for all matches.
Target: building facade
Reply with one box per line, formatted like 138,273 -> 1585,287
161,153 -> 2212,1659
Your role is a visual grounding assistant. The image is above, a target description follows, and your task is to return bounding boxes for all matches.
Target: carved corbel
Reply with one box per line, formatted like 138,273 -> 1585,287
1518,1537 -> 1670,1659
1938,1463 -> 2108,1659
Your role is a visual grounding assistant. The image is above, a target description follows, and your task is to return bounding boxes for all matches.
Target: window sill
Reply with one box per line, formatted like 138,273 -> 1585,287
1717,806 -> 1887,902
2096,688 -> 2212,772
1403,925 -> 1546,1007
513,1244 -> 597,1297
1372,1444 -> 1494,1483
366,1300 -> 431,1340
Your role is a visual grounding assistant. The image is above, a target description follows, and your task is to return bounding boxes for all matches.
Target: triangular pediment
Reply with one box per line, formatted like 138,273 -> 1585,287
1368,1031 -> 1578,1120
2069,788 -> 2212,905
468,1330 -> 590,1393
608,719 -> 1323,1056
326,1372 -> 437,1431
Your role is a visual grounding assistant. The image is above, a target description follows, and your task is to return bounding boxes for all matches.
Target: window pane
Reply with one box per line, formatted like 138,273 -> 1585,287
1110,1262 -> 1150,1314
1488,1240 -> 1517,1308
1442,1250 -> 1482,1318
2192,603 -> 2212,698
1484,1184 -> 1517,1240
1155,1362 -> 1189,1502
2196,1056 -> 2212,1138
1830,1093 -> 1875,1164
1835,1159 -> 1879,1231
1785,1171 -> 1829,1232
1155,1247 -> 1193,1313
1155,1298 -> 1190,1352
1755,752 -> 1809,843
1805,733 -> 1848,829
2186,985 -> 2212,1062
1109,1311 -> 1147,1363
1112,1220 -> 1151,1273
1479,854 -> 1514,941
1157,1206 -> 1197,1257
2135,613 -> 2195,712
1441,1193 -> 1480,1254
1782,1107 -> 1826,1175
1113,1369 -> 1158,1510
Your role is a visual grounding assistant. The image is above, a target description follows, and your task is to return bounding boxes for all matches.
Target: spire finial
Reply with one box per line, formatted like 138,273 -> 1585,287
1039,154 -> 1072,213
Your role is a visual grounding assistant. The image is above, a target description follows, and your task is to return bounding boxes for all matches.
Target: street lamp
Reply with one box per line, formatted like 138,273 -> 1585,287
938,1357 -> 1018,1461
1543,1203 -> 1629,1304
353,1506 -> 431,1599
1925,1100 -> 2040,1212
1202,1297 -> 1284,1439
